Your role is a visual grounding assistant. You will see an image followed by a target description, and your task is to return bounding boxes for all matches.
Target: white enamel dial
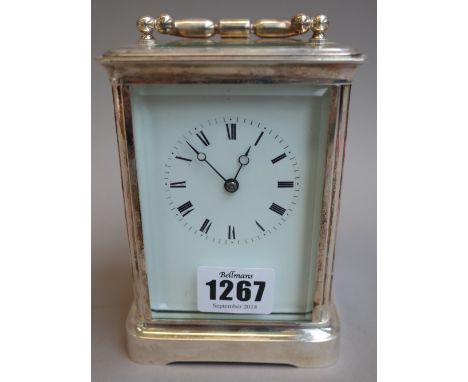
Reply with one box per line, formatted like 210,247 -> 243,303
164,116 -> 301,245
130,83 -> 330,319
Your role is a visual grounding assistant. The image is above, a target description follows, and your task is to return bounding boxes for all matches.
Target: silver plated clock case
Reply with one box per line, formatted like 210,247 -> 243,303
100,13 -> 364,367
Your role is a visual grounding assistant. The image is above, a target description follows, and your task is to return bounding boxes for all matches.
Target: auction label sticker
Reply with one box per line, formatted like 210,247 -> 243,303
197,266 -> 275,314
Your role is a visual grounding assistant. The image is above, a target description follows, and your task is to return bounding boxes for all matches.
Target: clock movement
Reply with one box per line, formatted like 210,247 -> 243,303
100,12 -> 364,367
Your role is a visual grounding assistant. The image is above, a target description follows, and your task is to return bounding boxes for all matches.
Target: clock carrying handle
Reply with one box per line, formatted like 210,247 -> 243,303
137,14 -> 329,42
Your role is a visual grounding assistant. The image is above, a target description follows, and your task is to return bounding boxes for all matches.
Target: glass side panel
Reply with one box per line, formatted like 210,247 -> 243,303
129,84 -> 331,321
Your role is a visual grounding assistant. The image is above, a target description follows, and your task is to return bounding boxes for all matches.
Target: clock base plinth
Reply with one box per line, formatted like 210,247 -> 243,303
126,302 -> 340,368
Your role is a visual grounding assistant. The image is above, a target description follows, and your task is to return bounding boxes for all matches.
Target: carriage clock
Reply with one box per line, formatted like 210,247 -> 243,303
99,12 -> 364,367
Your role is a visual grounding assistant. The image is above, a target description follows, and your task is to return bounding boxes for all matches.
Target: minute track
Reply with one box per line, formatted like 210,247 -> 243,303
166,116 -> 300,245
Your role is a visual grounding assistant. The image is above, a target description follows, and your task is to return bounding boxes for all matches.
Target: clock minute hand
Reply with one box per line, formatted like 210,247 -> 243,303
186,140 -> 200,155
186,140 -> 226,182
234,146 -> 251,180
203,158 -> 227,182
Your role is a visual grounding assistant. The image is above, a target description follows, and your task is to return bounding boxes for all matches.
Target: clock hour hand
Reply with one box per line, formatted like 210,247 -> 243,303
186,140 -> 227,182
234,146 -> 251,180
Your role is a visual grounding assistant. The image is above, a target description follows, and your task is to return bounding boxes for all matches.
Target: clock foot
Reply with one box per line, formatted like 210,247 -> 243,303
125,301 -> 340,368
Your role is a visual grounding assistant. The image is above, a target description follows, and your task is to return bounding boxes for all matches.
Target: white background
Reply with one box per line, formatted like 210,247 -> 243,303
91,0 -> 377,379
1,1 -> 468,382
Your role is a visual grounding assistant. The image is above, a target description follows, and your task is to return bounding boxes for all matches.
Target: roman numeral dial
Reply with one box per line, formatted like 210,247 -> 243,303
271,153 -> 287,164
177,201 -> 194,217
196,131 -> 210,146
254,131 -> 264,146
228,225 -> 236,240
175,155 -> 192,162
200,219 -> 212,234
278,181 -> 294,188
170,181 -> 186,188
165,116 -> 300,245
226,123 -> 236,140
255,220 -> 265,232
270,203 -> 286,216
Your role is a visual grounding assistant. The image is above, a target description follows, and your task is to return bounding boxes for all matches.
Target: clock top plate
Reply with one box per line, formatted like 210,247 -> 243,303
99,40 -> 364,65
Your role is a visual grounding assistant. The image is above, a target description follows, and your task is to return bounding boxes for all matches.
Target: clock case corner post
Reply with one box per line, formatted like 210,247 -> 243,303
312,84 -> 352,322
111,80 -> 152,323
